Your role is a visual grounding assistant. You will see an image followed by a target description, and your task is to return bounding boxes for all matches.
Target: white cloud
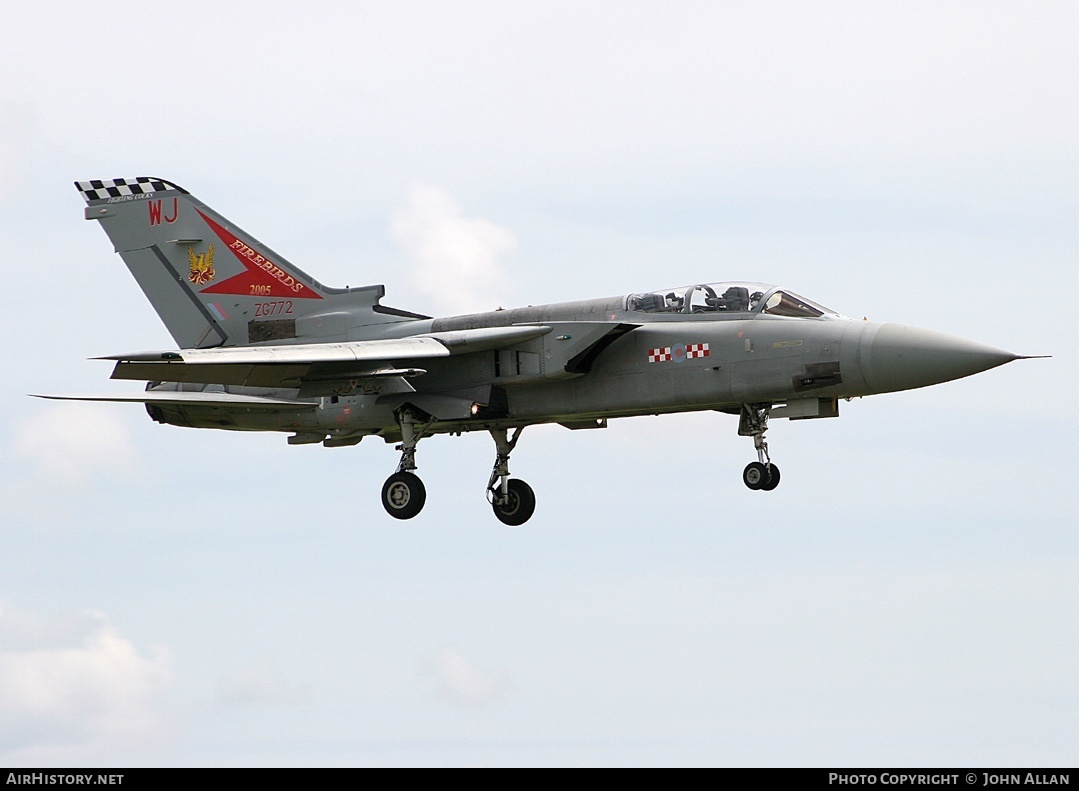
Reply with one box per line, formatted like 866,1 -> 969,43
391,186 -> 518,316
427,647 -> 507,708
0,605 -> 173,761
2,403 -> 141,526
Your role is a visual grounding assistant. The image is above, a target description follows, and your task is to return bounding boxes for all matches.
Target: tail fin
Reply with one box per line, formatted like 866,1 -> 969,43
76,178 -> 418,348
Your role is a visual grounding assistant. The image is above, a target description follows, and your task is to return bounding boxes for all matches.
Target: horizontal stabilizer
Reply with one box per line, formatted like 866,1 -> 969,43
30,392 -> 316,410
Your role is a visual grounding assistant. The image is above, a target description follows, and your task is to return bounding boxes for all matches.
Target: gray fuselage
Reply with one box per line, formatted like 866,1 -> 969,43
146,285 -> 1015,445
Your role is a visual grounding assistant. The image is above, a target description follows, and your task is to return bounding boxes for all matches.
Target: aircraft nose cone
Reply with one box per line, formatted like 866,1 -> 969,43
862,323 -> 1018,394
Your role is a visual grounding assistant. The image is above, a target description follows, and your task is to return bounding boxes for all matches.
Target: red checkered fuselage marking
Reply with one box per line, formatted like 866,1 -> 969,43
686,343 -> 710,359
647,342 -> 709,363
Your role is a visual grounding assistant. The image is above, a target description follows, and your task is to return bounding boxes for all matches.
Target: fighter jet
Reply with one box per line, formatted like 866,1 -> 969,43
46,177 -> 1034,525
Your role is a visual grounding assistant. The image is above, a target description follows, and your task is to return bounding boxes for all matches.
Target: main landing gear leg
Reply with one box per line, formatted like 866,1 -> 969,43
381,409 -> 434,519
486,427 -> 536,526
739,403 -> 781,491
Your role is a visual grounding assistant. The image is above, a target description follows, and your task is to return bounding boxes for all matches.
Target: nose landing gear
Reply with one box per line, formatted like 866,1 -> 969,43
740,403 -> 781,491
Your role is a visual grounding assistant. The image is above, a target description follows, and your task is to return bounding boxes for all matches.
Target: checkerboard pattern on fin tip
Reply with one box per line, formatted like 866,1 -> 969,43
74,177 -> 174,203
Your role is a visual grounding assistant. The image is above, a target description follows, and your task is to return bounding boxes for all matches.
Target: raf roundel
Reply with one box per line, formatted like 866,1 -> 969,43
647,342 -> 709,364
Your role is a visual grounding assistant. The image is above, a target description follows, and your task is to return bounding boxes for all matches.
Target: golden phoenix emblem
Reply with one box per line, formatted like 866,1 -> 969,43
188,243 -> 216,285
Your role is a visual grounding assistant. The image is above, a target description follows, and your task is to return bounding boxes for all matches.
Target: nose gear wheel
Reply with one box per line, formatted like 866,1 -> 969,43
742,461 -> 781,491
739,403 -> 781,491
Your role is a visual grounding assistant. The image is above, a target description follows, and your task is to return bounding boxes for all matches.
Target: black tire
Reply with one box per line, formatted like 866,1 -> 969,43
381,471 -> 426,519
760,464 -> 781,491
492,478 -> 536,526
743,462 -> 768,490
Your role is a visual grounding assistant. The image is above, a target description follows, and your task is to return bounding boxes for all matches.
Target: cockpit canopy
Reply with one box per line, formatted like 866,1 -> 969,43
624,282 -> 837,319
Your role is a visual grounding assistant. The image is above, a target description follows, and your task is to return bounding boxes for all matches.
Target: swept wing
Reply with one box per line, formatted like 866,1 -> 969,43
31,391 -> 316,410
102,325 -> 554,390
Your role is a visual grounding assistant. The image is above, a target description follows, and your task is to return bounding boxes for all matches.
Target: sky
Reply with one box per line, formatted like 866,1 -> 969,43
1,0 -> 1077,767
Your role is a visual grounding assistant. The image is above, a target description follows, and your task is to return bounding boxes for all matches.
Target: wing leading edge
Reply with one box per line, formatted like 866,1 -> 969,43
31,391 -> 317,410
102,325 -> 554,390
